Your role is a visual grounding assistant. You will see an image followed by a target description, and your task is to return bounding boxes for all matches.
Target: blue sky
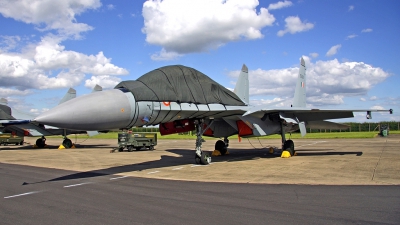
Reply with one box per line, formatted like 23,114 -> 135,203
0,0 -> 399,122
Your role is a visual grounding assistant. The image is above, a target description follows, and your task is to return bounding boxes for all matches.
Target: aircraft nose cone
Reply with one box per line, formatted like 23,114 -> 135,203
35,89 -> 134,130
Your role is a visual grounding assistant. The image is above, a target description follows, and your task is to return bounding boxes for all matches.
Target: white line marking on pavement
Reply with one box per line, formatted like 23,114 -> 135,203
297,141 -> 327,149
110,176 -> 129,180
147,171 -> 160,174
191,164 -> 210,167
172,167 -> 183,170
4,191 -> 39,199
64,182 -> 92,188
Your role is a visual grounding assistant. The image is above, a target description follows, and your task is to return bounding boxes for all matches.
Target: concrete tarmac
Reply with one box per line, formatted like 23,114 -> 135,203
1,135 -> 399,224
0,135 -> 399,185
1,163 -> 399,225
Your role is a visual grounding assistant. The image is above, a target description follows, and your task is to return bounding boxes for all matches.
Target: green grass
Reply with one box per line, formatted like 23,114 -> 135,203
48,130 -> 400,140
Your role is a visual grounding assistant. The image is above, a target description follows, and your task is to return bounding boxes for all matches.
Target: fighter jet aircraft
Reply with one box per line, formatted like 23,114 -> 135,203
1,85 -> 103,148
34,58 -> 393,164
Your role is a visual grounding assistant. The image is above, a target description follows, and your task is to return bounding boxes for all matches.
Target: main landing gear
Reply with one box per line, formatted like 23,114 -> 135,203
214,137 -> 229,155
280,119 -> 295,156
194,119 -> 212,165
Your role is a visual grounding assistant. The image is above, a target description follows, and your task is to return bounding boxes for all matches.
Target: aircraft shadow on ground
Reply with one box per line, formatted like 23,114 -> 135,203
26,148 -> 275,184
0,143 -> 111,150
295,149 -> 363,156
25,147 -> 362,184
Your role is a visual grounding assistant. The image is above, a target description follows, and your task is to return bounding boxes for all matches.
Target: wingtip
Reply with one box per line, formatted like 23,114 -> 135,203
241,64 -> 248,73
300,57 -> 305,67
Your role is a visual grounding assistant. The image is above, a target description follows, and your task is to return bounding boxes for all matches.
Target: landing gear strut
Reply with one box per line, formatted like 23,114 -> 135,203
194,120 -> 211,165
280,119 -> 295,156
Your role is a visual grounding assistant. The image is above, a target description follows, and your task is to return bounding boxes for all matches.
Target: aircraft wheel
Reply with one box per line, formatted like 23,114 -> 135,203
200,152 -> 211,165
284,140 -> 295,156
215,140 -> 227,155
63,139 -> 72,148
36,138 -> 45,148
127,146 -> 133,152
195,154 -> 201,164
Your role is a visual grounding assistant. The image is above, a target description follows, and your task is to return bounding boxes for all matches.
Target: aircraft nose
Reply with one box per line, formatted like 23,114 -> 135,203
35,89 -> 135,131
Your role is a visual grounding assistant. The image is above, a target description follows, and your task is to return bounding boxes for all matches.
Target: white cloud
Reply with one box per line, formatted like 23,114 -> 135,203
107,4 -> 115,10
348,5 -> 354,11
326,44 -> 341,57
362,28 -> 373,33
0,0 -> 102,38
360,98 -> 366,102
228,58 -> 390,107
309,52 -> 319,58
346,34 -> 357,39
277,16 -> 314,37
0,35 -> 128,90
371,105 -> 384,110
0,36 -> 22,52
370,96 -> 378,101
150,48 -> 182,61
250,97 -> 287,107
0,87 -> 32,97
268,1 -> 293,10
85,75 -> 122,89
142,0 -> 275,57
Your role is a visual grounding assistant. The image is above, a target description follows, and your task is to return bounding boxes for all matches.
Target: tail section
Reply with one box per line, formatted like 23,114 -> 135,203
234,64 -> 249,105
0,98 -> 8,105
292,57 -> 306,108
58,88 -> 76,105
91,84 -> 103,93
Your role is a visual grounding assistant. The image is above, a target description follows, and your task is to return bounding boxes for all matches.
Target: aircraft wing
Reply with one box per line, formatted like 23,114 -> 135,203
243,107 -> 393,121
3,123 -> 84,136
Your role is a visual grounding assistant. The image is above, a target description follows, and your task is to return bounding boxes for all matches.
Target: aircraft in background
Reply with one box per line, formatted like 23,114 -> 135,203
34,58 -> 393,164
0,85 -> 103,148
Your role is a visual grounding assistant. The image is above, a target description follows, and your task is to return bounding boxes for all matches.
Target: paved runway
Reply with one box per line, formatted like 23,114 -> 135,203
1,135 -> 400,224
1,163 -> 399,225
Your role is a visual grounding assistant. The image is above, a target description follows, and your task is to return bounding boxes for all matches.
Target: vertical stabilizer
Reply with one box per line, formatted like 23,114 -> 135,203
234,64 -> 249,105
59,88 -> 76,105
0,98 -> 8,105
292,57 -> 306,108
91,84 -> 103,93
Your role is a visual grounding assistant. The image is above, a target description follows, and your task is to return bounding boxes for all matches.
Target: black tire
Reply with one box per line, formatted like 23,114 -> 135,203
195,154 -> 201,164
284,140 -> 295,156
15,143 -> 19,146
149,145 -> 154,150
63,139 -> 73,148
136,147 -> 142,151
128,146 -> 133,152
118,147 -> 124,152
200,152 -> 211,165
36,138 -> 45,148
215,140 -> 227,155
20,141 -> 23,145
